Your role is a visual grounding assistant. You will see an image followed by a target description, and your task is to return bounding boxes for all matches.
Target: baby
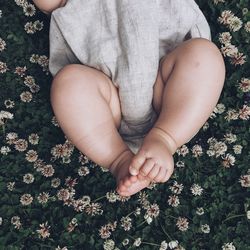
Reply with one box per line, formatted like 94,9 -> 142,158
33,0 -> 226,197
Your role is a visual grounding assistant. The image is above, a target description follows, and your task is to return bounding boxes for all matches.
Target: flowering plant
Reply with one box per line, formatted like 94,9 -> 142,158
0,0 -> 249,249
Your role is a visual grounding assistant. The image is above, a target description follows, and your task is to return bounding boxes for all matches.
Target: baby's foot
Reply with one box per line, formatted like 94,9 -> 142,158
129,127 -> 178,183
109,149 -> 152,196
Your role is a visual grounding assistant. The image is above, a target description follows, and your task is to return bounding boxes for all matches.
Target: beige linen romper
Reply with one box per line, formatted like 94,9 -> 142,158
49,0 -> 211,154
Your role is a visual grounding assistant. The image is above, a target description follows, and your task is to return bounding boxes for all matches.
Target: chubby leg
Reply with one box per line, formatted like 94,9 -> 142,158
50,64 -> 150,196
119,38 -> 226,195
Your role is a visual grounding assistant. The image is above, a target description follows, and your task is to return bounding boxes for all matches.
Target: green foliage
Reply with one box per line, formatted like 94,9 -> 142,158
0,0 -> 249,249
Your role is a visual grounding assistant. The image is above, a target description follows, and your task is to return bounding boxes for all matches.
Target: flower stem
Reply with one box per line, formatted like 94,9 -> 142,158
222,214 -> 246,223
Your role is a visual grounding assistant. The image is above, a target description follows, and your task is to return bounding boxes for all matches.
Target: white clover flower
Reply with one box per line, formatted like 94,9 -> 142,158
224,109 -> 239,121
144,214 -> 153,224
168,240 -> 179,249
233,145 -> 243,154
221,153 -> 236,168
196,207 -> 205,215
160,240 -> 168,250
220,43 -> 238,57
169,181 -> 184,194
106,191 -> 118,203
36,222 -> 51,239
176,217 -> 189,231
202,121 -> 209,131
28,133 -> 39,145
238,77 -> 250,92
33,20 -> 44,31
7,182 -> 15,191
222,242 -> 236,250
20,193 -> 33,206
0,37 -> 6,52
23,4 -> 36,16
37,192 -> 50,204
0,146 -> 11,155
239,174 -> 250,187
55,246 -> 68,250
15,0 -> 28,7
176,144 -> 189,156
218,32 -> 232,45
168,195 -> 180,207
176,160 -> 185,168
77,166 -> 90,176
0,111 -> 14,126
103,239 -> 115,250
201,224 -> 210,233
224,132 -> 237,144
215,103 -> 226,114
23,173 -> 35,184
218,10 -> 235,25
228,16 -> 243,32
244,21 -> 250,32
242,8 -> 248,15
133,238 -> 142,247
191,144 -> 203,157
20,91 -> 32,103
190,184 -> 203,196
213,0 -> 225,4
120,216 -> 132,231
134,207 -> 141,216
4,99 -> 15,109
122,238 -> 129,246
247,210 -> 250,219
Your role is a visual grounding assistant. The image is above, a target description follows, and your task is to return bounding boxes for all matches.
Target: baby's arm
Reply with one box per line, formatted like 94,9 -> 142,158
32,0 -> 67,14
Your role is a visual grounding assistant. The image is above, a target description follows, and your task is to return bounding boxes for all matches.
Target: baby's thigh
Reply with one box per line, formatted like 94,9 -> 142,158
52,64 -> 122,129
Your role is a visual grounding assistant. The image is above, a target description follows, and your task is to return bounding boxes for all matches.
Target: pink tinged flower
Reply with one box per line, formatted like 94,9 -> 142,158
36,221 -> 51,239
20,193 -> 33,206
218,32 -> 232,45
238,78 -> 250,92
168,195 -> 180,207
239,174 -> 250,187
0,38 -> 6,52
14,66 -> 27,77
230,52 -> 247,66
0,61 -> 8,73
244,21 -> 250,32
221,153 -> 236,168
218,10 -> 235,25
176,217 -> 189,231
41,164 -> 55,177
20,91 -> 33,102
14,139 -> 28,152
238,105 -> 250,120
228,16 -> 243,32
220,44 -> 238,57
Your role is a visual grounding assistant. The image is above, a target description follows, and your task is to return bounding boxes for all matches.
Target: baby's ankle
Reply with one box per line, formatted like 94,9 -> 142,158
109,149 -> 133,176
150,126 -> 178,154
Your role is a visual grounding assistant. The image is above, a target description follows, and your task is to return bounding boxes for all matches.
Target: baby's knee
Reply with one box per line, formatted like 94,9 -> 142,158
33,0 -> 67,14
183,38 -> 225,66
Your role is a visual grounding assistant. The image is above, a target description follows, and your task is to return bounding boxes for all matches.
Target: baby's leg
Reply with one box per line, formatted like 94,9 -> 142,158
50,64 -> 150,195
119,38 -> 225,195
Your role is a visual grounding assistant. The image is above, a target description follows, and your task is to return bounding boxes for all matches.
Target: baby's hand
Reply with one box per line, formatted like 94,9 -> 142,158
32,0 -> 67,14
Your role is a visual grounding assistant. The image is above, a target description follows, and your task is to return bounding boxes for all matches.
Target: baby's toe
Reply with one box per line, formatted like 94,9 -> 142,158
140,158 -> 156,177
124,176 -> 132,187
129,175 -> 138,183
129,149 -> 147,176
117,180 -> 127,193
147,163 -> 161,180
